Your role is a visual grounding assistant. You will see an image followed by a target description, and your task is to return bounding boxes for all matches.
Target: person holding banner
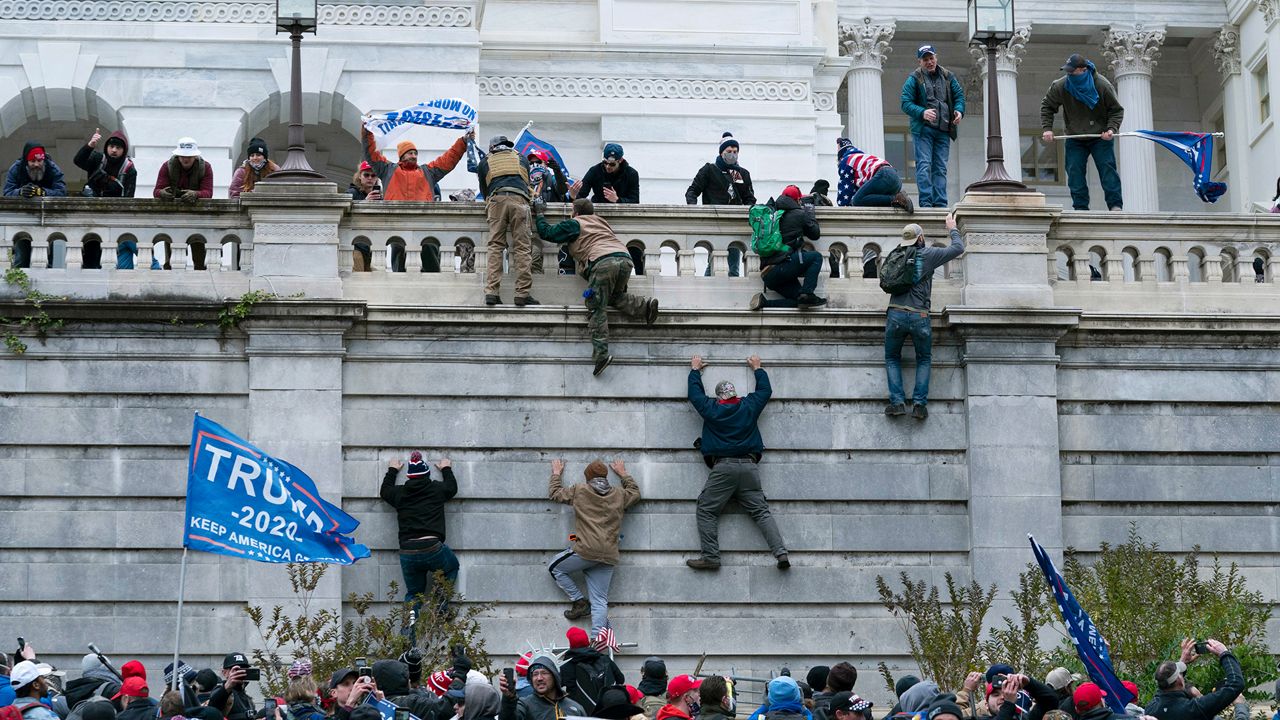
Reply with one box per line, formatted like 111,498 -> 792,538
360,125 -> 469,204
382,452 -> 460,628
1147,639 -> 1242,720
477,135 -> 537,307
1040,54 -> 1125,211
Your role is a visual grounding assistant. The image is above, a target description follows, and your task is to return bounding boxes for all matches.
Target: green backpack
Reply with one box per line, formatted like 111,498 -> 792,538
748,203 -> 787,257
879,244 -> 924,294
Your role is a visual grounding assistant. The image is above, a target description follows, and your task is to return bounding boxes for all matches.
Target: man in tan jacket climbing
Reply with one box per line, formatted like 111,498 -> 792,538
547,458 -> 642,636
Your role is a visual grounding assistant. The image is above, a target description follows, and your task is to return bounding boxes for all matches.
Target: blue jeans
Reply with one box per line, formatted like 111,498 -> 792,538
913,127 -> 951,208
884,308 -> 933,406
1064,138 -> 1123,210
117,240 -> 137,270
761,250 -> 822,307
399,541 -> 460,617
704,247 -> 741,277
852,167 -> 902,207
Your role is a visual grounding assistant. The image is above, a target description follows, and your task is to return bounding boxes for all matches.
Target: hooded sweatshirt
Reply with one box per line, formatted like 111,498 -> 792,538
899,681 -> 941,714
463,683 -> 502,720
381,465 -> 458,546
73,131 -> 136,197
4,140 -> 67,197
548,470 -> 641,564
372,660 -> 447,720
499,655 -> 584,720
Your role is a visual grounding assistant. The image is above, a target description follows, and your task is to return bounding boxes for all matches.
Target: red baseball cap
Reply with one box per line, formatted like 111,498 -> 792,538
1121,681 -> 1138,702
112,676 -> 150,700
515,652 -> 532,677
1073,682 -> 1106,712
781,185 -> 803,201
667,674 -> 702,699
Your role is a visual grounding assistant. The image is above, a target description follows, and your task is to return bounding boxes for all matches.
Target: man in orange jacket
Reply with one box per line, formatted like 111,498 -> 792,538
361,127 -> 469,202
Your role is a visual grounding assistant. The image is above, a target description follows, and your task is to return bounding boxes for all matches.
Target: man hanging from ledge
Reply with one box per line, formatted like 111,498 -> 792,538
533,198 -> 659,376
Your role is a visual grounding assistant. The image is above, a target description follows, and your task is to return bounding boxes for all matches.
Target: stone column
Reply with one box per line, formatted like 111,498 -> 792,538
1103,24 -> 1166,213
240,181 -> 352,299
839,17 -> 895,157
1213,26 -> 1250,214
968,26 -> 1032,183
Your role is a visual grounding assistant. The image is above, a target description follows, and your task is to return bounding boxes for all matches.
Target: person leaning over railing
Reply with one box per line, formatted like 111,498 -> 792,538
228,137 -> 279,198
153,137 -> 212,203
347,161 -> 383,271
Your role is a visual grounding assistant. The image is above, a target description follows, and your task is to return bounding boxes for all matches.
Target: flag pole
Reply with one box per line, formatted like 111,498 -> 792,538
1052,132 -> 1226,140
171,546 -> 189,692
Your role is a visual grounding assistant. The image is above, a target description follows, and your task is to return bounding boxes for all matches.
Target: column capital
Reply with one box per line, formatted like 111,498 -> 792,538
1103,23 -> 1166,79
1212,25 -> 1242,78
968,25 -> 1033,74
838,17 -> 895,70
1259,0 -> 1278,28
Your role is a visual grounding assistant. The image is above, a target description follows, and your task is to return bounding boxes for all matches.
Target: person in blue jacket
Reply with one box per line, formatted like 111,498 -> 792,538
686,354 -> 789,571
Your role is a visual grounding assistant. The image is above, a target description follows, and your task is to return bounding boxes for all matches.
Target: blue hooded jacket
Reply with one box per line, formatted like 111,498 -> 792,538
688,368 -> 771,459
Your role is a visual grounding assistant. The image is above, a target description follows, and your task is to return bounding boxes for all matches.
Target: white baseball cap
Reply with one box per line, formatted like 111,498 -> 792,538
10,660 -> 54,688
173,137 -> 202,157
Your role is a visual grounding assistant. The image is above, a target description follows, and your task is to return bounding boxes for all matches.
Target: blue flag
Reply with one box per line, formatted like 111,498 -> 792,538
363,693 -> 419,720
514,127 -> 575,183
1129,130 -> 1227,203
1029,535 -> 1133,714
184,414 -> 370,565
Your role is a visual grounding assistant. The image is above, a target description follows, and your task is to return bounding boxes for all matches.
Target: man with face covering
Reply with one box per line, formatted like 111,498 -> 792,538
499,655 -> 585,720
546,458 -> 641,635
686,132 -> 755,277
686,354 -> 788,571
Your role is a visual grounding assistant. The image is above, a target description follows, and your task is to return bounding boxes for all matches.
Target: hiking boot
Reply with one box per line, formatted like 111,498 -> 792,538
515,296 -> 540,307
563,598 -> 591,620
891,191 -> 915,214
911,403 -> 928,420
776,553 -> 791,570
484,294 -> 501,306
686,557 -> 721,571
884,403 -> 908,416
593,355 -> 613,377
645,297 -> 660,325
798,294 -> 827,308
749,293 -> 765,311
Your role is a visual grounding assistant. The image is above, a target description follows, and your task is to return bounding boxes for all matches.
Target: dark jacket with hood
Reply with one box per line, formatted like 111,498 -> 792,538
761,194 -> 821,269
118,697 -> 161,720
4,141 -> 67,197
1145,653 -> 1244,720
208,682 -> 254,720
559,647 -> 625,713
500,655 -> 585,720
63,665 -> 122,712
688,368 -> 771,460
577,160 -> 640,204
686,160 -> 754,206
372,660 -> 448,720
380,465 -> 458,546
74,131 -> 136,197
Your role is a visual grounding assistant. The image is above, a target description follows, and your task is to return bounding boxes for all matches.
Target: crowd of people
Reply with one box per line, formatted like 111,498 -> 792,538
3,635 -> 1268,720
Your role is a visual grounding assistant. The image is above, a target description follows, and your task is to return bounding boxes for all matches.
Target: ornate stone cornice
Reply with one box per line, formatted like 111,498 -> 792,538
478,76 -> 810,102
1103,24 -> 1166,79
1212,25 -> 1241,77
838,17 -> 895,70
1259,0 -> 1278,27
812,92 -> 836,112
0,1 -> 474,27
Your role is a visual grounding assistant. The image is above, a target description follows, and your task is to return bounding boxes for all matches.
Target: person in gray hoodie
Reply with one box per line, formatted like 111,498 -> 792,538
900,681 -> 943,715
498,655 -> 585,720
461,682 -> 502,720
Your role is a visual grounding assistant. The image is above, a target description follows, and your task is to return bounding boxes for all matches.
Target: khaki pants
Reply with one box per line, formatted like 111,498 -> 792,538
484,194 -> 533,297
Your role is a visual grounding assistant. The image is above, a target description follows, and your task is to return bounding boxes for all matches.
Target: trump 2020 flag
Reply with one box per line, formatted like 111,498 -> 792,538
514,127 -> 574,182
1130,130 -> 1227,203
184,414 -> 370,564
1029,535 -> 1133,713
364,98 -> 477,143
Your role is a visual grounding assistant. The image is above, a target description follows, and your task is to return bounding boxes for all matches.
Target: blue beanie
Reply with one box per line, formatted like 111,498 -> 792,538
603,142 -> 624,159
719,132 -> 739,153
768,676 -> 802,706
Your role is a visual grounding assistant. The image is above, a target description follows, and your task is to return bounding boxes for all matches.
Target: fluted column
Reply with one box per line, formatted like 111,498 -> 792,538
1103,24 -> 1166,212
839,17 -> 895,157
968,25 -> 1032,181
1213,26 -> 1249,213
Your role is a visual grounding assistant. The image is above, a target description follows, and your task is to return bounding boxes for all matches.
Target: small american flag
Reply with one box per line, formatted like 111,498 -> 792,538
591,627 -> 620,652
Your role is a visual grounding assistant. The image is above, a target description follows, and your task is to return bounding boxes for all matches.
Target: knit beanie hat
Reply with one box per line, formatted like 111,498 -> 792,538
396,140 -> 417,158
781,185 -> 803,201
426,670 -> 452,696
927,700 -> 964,720
719,132 -> 739,154
26,145 -> 45,162
566,627 -> 590,649
836,137 -> 855,154
894,675 -> 920,698
811,179 -> 830,195
584,460 -> 608,480
247,137 -> 268,158
806,667 -> 830,695
603,143 -> 624,160
407,451 -> 430,479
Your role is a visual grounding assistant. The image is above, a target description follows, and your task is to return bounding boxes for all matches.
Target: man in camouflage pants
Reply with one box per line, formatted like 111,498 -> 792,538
534,198 -> 659,377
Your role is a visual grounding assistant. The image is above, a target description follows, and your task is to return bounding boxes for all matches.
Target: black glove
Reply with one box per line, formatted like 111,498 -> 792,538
20,184 -> 42,198
531,197 -> 546,216
450,646 -> 472,679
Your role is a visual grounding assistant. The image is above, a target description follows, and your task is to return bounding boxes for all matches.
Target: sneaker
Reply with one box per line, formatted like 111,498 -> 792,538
911,403 -> 928,420
645,297 -> 659,325
593,355 -> 613,377
563,598 -> 591,620
685,557 -> 721,571
884,403 -> 908,416
891,191 -> 915,214
484,294 -> 501,306
749,293 -> 764,311
1109,206 -> 1123,212
798,294 -> 827,308
776,554 -> 791,570
514,296 -> 541,307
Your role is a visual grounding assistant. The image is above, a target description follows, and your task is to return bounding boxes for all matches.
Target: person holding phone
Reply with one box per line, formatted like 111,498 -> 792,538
1147,638 -> 1242,720
573,143 -> 639,204
498,655 -> 584,720
209,653 -> 257,720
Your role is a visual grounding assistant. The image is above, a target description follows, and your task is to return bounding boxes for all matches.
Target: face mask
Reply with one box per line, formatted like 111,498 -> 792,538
721,150 -> 738,165
588,476 -> 611,495
250,159 -> 266,171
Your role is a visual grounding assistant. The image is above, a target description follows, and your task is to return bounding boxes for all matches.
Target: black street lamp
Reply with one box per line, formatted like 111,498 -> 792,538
270,0 -> 325,180
966,0 -> 1031,193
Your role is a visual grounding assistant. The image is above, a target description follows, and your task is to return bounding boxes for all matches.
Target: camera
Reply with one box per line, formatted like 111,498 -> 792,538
243,668 -> 262,683
356,657 -> 372,678
1194,641 -> 1209,654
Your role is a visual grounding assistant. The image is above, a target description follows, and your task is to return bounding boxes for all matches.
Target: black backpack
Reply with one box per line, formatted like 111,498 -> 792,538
568,655 -> 614,714
879,245 -> 924,294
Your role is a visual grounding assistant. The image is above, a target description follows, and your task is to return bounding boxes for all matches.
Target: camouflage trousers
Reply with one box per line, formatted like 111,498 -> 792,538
586,256 -> 648,361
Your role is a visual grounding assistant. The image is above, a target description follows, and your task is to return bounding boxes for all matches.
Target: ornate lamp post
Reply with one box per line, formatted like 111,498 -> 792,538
966,0 -> 1031,193
270,0 -> 325,180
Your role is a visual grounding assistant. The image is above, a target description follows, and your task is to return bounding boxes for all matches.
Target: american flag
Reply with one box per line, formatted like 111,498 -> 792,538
592,627 -> 620,652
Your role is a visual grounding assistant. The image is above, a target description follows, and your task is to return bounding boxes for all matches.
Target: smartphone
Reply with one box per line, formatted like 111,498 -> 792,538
261,699 -> 277,719
1194,641 -> 1209,654
244,668 -> 261,682
503,667 -> 515,692
395,710 -> 409,720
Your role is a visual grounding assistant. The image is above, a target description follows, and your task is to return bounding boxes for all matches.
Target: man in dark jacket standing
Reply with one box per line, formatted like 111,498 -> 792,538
209,653 -> 255,720
900,45 -> 965,208
381,452 -> 460,629
1146,638 -> 1242,720
575,143 -> 640,204
559,627 -> 625,714
1041,53 -> 1125,211
499,654 -> 586,720
687,133 -> 755,277
884,213 -> 964,420
750,185 -> 825,310
686,354 -> 788,570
